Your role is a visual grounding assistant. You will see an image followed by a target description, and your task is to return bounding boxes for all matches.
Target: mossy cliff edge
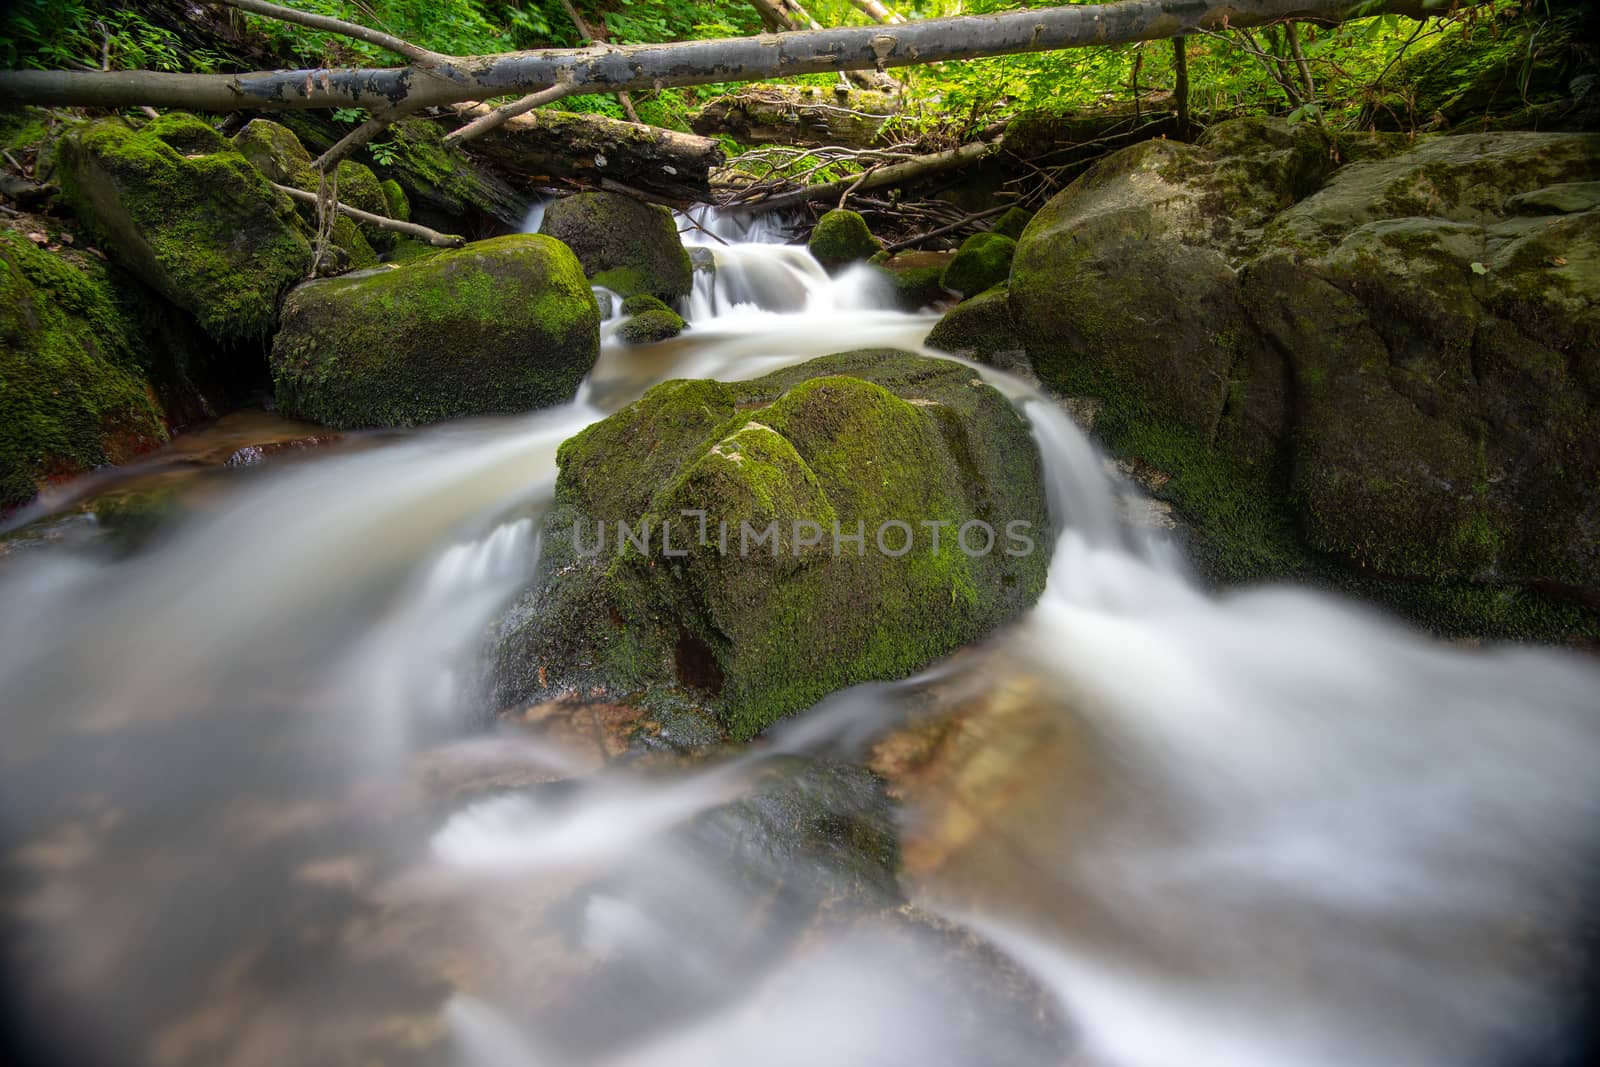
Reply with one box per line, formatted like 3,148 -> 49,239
489,350 -> 1052,739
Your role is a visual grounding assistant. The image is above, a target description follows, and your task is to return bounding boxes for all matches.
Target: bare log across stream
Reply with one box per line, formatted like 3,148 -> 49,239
0,0 -> 1450,114
445,105 -> 725,204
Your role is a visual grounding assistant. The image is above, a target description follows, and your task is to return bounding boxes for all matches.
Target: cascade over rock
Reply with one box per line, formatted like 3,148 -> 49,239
489,350 -> 1051,738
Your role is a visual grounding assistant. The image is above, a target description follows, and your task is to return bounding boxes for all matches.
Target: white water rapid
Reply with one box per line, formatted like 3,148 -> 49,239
0,212 -> 1595,1067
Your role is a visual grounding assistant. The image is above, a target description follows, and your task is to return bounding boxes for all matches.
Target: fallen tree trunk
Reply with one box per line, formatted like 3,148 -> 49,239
449,105 -> 724,203
0,0 -> 1448,113
690,84 -> 900,147
727,138 -> 998,212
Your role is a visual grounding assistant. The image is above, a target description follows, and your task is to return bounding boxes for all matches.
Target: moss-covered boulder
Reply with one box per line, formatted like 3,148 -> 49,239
940,232 -> 1016,300
270,234 -> 599,428
54,115 -> 311,342
808,209 -> 881,272
538,190 -> 692,302
989,206 -> 1034,240
0,230 -> 167,509
1011,123 -> 1600,637
489,350 -> 1051,737
231,118 -> 392,262
925,285 -> 1027,371
617,293 -> 685,344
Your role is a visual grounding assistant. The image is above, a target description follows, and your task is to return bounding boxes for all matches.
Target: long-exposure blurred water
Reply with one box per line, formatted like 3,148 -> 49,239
1,211 -> 1595,1067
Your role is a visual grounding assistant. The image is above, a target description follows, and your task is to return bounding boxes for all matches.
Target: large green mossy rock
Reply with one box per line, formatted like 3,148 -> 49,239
808,209 -> 881,272
1011,120 -> 1600,636
538,190 -> 692,302
925,285 -> 1027,371
490,350 -> 1051,738
270,235 -> 599,428
54,115 -> 311,342
0,230 -> 167,509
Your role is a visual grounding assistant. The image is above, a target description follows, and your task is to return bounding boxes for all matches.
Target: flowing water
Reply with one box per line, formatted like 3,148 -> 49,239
1,212 -> 1596,1067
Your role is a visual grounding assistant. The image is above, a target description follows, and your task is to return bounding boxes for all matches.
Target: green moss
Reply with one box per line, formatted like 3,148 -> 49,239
270,234 -> 599,428
381,178 -> 410,222
618,307 -> 684,344
385,237 -> 440,265
989,206 -> 1034,240
381,118 -> 513,222
807,210 -> 881,272
56,116 -> 310,341
620,293 -> 672,316
230,120 -> 392,260
1387,9 -> 1585,125
539,191 -> 693,301
0,107 -> 53,153
591,266 -> 652,299
143,112 -> 228,155
941,232 -> 1016,300
494,350 -> 1051,738
0,230 -> 167,509
925,284 -> 1026,369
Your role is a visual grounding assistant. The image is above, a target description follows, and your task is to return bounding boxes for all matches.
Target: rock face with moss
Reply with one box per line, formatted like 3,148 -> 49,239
808,210 -> 881,271
270,235 -> 599,428
53,114 -> 311,342
941,232 -> 1016,299
490,350 -> 1051,738
538,190 -> 692,302
0,229 -> 167,509
1010,117 -> 1600,637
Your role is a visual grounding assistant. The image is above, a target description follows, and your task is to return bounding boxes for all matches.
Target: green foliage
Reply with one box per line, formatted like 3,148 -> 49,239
0,0 -> 224,72
243,0 -> 515,63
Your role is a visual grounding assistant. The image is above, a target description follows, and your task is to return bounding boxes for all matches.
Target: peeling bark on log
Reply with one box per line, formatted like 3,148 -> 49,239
450,106 -> 724,204
0,0 -> 1445,113
691,85 -> 900,147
